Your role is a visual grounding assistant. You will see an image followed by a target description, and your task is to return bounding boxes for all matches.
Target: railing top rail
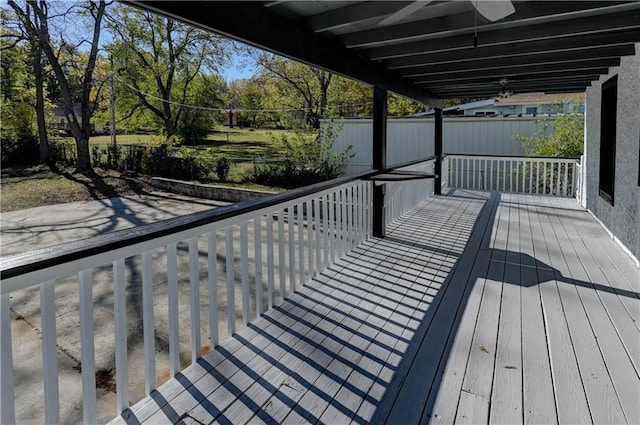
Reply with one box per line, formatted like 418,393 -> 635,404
443,153 -> 580,161
1,159 -> 435,283
0,170 -> 370,282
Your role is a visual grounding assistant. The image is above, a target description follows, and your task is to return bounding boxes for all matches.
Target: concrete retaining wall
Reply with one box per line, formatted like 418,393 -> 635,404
148,177 -> 276,203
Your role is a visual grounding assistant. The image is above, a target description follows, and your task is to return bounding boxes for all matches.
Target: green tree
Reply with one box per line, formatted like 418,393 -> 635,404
517,108 -> 584,158
326,77 -> 372,117
255,53 -> 332,129
107,5 -> 228,139
7,0 -> 108,173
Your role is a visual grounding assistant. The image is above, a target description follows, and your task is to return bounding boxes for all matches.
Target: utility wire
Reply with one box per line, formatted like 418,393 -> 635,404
113,74 -> 374,113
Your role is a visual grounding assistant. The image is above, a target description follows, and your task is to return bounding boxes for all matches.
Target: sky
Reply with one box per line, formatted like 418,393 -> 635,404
220,52 -> 258,82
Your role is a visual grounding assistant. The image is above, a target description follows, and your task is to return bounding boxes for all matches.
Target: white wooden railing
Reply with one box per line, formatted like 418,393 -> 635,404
0,160 -> 434,424
442,154 -> 580,197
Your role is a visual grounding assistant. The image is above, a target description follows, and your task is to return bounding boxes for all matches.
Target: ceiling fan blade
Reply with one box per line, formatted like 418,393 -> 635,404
473,0 -> 515,22
379,1 -> 435,26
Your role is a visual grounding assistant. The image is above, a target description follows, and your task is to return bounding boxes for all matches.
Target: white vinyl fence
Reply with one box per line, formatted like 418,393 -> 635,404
327,117 -> 551,175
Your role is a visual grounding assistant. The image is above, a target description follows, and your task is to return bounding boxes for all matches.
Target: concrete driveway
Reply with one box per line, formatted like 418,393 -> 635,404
1,192 -> 227,256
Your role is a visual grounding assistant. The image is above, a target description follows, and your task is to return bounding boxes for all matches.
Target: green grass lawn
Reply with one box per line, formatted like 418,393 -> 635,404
83,127 -> 296,159
1,128 -> 299,211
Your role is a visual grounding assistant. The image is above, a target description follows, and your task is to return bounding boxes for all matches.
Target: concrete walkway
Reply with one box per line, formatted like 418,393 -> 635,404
1,192 -> 227,256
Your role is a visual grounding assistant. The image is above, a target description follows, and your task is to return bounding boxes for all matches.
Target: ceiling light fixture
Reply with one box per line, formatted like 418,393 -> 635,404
498,78 -> 513,98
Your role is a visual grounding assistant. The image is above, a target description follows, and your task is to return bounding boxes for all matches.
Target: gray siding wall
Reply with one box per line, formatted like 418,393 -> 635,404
585,43 -> 640,264
330,117 -> 547,174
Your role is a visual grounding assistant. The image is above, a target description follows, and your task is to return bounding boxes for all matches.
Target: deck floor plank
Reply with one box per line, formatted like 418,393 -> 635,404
541,197 -> 627,424
108,191 -> 639,425
490,194 -> 524,425
528,195 -> 592,425
519,195 -> 558,425
552,204 -> 640,424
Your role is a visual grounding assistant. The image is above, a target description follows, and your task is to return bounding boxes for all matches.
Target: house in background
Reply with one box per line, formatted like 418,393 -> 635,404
409,92 -> 584,117
51,103 -> 107,135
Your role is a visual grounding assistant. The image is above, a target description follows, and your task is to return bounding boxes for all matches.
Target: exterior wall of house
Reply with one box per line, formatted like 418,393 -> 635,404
584,43 -> 640,265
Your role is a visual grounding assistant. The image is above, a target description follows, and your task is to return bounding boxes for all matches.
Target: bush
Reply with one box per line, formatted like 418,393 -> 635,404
215,156 -> 231,182
49,140 -> 77,167
177,122 -> 209,145
141,142 -> 211,181
251,121 -> 352,189
0,134 -> 39,167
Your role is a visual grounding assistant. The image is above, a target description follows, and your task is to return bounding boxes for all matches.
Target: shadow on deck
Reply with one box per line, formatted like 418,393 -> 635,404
113,190 -> 640,425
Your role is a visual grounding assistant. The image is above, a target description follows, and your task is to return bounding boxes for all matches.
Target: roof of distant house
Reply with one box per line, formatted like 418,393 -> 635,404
495,92 -> 584,105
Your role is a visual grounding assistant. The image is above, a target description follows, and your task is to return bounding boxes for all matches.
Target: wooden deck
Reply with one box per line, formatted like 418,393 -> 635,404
112,190 -> 640,425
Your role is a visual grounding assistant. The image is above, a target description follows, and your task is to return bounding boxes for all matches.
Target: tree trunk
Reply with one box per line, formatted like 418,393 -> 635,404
75,136 -> 92,172
165,118 -> 177,136
32,42 -> 49,164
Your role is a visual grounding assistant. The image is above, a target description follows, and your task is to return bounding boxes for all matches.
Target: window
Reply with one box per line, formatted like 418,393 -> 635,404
525,107 -> 538,115
599,75 -> 617,205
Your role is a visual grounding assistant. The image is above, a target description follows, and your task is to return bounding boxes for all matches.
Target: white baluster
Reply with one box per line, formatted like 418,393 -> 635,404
266,215 -> 274,310
1,293 -> 15,425
298,203 -> 304,286
166,243 -> 180,376
306,199 -> 313,280
225,228 -> 235,336
288,206 -> 296,293
40,280 -> 59,424
314,198 -> 321,275
254,217 -> 263,317
240,223 -> 249,327
142,251 -> 156,393
278,211 -> 286,301
323,194 -> 330,266
207,232 -> 218,348
113,259 -> 129,413
79,270 -> 97,424
188,237 -> 201,363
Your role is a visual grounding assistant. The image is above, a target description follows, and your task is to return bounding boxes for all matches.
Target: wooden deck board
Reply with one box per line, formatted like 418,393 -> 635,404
519,195 -> 558,425
110,191 -> 639,425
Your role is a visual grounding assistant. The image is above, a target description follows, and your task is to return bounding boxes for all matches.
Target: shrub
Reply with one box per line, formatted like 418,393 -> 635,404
215,156 -> 231,182
251,121 -> 353,189
49,140 -> 77,167
141,142 -> 211,181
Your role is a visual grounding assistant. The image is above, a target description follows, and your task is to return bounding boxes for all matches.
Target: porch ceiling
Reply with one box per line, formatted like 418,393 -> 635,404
132,1 -> 640,104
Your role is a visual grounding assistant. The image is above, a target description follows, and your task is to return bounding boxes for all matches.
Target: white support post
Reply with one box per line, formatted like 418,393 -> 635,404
188,237 -> 201,364
1,293 -> 15,425
166,243 -> 180,376
142,251 -> 156,394
113,259 -> 129,413
40,280 -> 59,425
207,232 -> 218,347
78,270 -> 97,424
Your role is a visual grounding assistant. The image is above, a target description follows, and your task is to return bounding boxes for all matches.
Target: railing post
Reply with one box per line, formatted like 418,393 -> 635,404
434,107 -> 443,195
372,86 -> 387,238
